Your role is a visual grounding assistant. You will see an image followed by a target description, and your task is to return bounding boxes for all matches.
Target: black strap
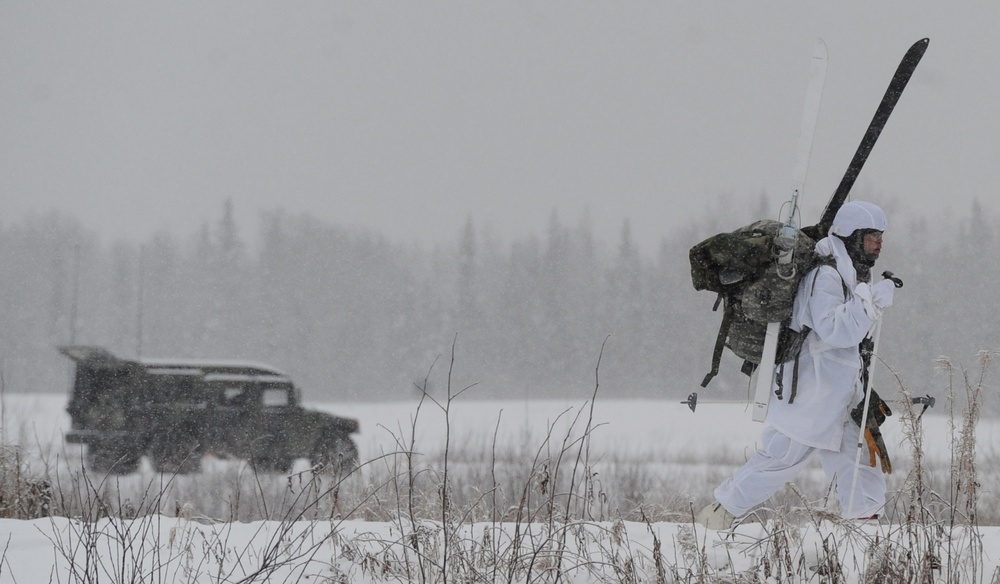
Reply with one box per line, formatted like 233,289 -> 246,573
701,296 -> 731,388
775,327 -> 807,404
775,362 -> 784,400
790,350 -> 801,404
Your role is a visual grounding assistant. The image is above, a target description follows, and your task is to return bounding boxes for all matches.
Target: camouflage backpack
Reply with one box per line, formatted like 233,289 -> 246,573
689,219 -> 836,389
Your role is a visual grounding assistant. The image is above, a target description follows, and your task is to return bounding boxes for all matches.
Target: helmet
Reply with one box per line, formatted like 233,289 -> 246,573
830,201 -> 888,237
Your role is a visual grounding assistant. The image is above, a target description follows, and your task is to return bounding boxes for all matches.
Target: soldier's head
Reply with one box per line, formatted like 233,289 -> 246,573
831,201 -> 888,272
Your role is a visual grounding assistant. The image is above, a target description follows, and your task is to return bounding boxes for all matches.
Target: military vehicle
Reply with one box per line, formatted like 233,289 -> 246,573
61,346 -> 360,476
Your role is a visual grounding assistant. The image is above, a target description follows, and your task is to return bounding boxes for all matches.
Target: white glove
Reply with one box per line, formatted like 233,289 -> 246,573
870,279 -> 895,309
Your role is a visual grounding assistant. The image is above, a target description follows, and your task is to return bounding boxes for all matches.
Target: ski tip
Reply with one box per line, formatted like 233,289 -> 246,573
905,38 -> 930,63
812,38 -> 829,59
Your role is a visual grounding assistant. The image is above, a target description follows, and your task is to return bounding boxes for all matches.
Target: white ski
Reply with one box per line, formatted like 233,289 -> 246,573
752,39 -> 828,423
751,323 -> 780,422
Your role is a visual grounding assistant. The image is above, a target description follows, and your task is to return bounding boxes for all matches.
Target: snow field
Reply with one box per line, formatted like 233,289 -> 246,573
3,391 -> 1000,582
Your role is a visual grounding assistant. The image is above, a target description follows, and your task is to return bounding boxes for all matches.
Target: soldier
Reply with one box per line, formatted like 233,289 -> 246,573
697,201 -> 897,529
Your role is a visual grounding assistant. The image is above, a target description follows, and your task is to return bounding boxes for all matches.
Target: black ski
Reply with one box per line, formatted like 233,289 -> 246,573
803,38 -> 929,240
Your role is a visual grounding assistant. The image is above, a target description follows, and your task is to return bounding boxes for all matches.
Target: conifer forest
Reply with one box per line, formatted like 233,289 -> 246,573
2,195 -> 995,411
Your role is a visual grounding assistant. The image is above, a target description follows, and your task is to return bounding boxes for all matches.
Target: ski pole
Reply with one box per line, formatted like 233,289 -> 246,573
680,392 -> 753,413
680,391 -> 931,414
846,271 -> 903,517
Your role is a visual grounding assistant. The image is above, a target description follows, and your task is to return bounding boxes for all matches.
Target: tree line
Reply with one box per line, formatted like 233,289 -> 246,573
1,197 -> 996,410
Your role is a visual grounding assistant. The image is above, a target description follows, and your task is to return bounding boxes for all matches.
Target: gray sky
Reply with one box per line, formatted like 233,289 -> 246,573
1,2 -> 994,253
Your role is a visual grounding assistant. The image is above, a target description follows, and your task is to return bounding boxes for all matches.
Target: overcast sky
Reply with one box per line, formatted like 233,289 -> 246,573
1,2 -> 994,253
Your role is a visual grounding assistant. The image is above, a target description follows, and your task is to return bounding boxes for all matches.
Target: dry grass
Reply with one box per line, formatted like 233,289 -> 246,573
2,347 -> 1000,582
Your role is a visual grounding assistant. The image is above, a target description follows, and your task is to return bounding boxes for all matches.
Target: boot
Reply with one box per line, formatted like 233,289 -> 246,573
695,501 -> 736,530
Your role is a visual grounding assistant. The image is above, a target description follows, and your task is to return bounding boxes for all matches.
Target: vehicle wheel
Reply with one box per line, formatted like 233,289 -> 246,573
86,444 -> 141,475
310,433 -> 359,478
151,439 -> 202,474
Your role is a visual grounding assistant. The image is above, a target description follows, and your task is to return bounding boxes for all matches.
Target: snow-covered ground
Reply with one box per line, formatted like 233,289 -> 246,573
2,392 -> 999,582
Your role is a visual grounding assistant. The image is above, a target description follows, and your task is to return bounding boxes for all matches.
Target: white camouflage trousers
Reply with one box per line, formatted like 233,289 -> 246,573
714,419 -> 886,519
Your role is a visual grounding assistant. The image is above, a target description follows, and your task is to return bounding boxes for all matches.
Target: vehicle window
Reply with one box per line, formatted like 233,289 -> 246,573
224,386 -> 247,405
262,388 -> 289,407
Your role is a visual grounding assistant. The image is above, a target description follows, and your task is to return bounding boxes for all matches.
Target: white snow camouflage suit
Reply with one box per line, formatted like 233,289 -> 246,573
714,201 -> 896,519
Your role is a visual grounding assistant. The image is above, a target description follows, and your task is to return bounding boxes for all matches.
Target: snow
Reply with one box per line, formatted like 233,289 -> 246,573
2,392 -> 999,582
6,514 -> 996,583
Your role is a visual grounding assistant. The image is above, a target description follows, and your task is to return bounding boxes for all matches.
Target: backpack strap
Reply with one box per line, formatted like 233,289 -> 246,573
773,320 -> 807,402
789,338 -> 803,403
701,294 -> 731,388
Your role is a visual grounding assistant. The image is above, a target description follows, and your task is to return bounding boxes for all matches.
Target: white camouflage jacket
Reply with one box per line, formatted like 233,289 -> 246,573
765,235 -> 880,451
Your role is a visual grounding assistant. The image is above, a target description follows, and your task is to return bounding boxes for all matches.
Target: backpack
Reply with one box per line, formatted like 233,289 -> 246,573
689,219 -> 836,389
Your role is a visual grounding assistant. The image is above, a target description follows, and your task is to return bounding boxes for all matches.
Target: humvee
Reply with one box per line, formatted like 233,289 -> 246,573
61,346 -> 360,476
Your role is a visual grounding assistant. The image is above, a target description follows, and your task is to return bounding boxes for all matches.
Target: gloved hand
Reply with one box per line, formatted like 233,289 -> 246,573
863,419 -> 892,474
870,278 -> 895,309
851,390 -> 893,474
851,388 -> 893,427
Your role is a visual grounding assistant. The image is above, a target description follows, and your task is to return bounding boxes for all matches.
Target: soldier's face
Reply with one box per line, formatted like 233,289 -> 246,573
863,231 -> 883,257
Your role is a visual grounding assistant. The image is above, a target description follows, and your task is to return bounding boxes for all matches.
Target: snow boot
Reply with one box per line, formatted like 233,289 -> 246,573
696,501 -> 736,530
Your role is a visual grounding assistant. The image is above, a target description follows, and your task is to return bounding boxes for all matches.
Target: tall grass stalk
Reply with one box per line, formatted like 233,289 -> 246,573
2,348 -> 1000,582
